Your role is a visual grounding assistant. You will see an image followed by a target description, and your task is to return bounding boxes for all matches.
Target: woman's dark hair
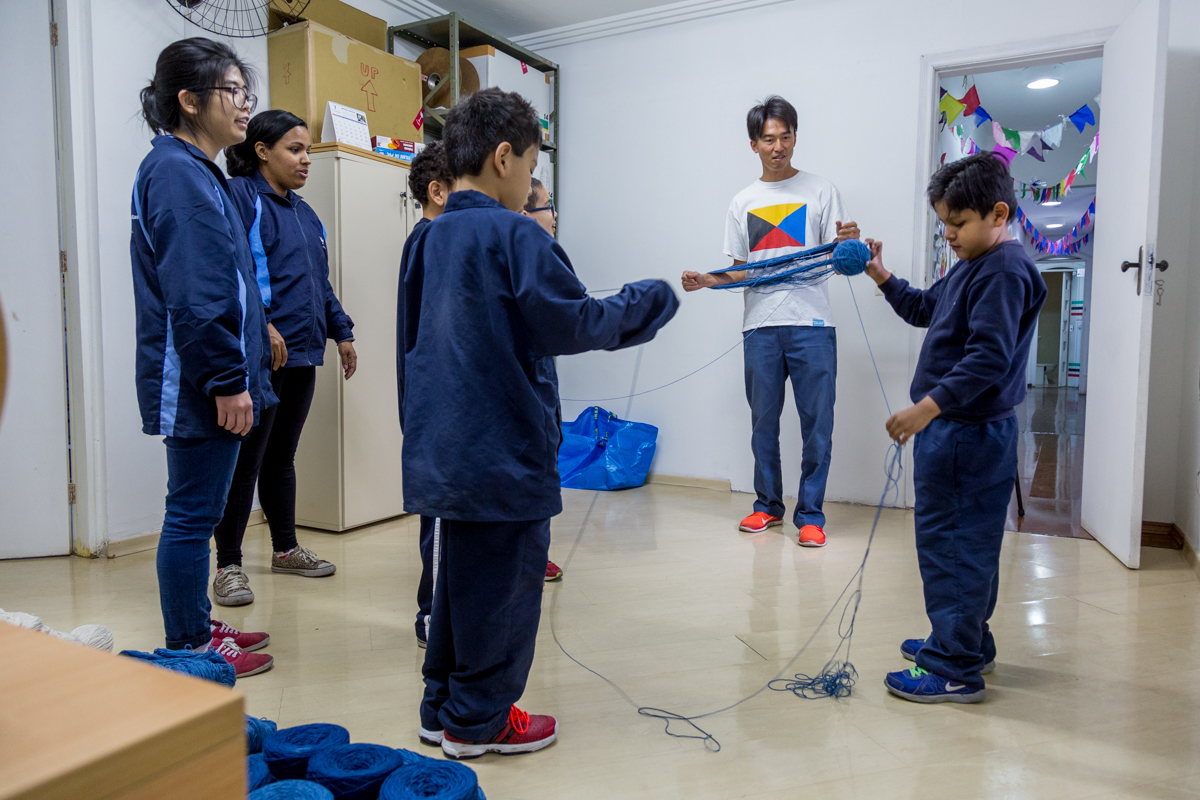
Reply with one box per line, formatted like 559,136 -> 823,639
747,95 -> 797,141
140,37 -> 255,136
407,140 -> 452,205
927,152 -> 1019,222
224,109 -> 307,177
442,87 -> 541,179
524,177 -> 545,212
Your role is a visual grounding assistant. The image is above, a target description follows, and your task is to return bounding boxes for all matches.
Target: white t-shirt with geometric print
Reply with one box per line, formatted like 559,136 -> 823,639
723,170 -> 850,333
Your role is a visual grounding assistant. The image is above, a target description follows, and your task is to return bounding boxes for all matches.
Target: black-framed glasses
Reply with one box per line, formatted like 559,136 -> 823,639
207,86 -> 258,113
528,200 -> 555,214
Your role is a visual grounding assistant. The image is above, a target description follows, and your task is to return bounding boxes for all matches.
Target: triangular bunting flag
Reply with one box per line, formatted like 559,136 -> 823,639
1042,121 -> 1064,149
960,86 -> 981,116
973,106 -> 992,126
939,92 -> 966,124
1068,104 -> 1096,132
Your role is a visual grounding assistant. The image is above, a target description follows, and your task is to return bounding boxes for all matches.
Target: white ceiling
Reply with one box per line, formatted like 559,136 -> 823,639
941,58 -> 1102,238
437,0 -> 678,36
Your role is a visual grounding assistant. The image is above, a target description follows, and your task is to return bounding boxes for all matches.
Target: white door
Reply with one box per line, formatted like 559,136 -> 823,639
1080,0 -> 1169,568
0,0 -> 72,558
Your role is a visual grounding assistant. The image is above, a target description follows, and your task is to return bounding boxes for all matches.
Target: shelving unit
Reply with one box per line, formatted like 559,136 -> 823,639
388,13 -> 560,207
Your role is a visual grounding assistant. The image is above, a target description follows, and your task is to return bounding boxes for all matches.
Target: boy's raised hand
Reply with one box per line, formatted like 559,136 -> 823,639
885,396 -> 941,445
864,238 -> 891,286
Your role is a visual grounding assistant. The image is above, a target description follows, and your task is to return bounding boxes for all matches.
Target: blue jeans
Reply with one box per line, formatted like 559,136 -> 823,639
420,518 -> 551,741
912,416 -> 1017,690
744,325 -> 837,528
159,435 -> 241,650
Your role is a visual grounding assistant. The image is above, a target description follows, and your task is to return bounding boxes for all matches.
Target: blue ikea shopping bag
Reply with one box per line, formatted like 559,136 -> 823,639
558,406 -> 658,490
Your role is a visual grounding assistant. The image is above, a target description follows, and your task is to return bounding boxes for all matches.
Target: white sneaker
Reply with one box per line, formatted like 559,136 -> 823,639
213,565 -> 254,606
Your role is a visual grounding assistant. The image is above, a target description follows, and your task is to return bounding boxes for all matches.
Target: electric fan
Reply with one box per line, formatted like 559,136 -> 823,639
166,0 -> 311,38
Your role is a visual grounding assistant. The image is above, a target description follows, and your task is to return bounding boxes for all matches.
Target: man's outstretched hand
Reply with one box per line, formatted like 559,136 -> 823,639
681,271 -> 713,292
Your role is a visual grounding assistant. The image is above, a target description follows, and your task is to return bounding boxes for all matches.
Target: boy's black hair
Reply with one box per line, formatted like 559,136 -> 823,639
746,95 -> 797,141
524,177 -> 545,212
442,87 -> 541,179
141,37 -> 255,136
407,140 -> 451,206
927,152 -> 1018,222
224,109 -> 306,177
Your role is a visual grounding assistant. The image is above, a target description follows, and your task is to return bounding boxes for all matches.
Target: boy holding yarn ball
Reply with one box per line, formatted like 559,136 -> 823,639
862,152 -> 1046,703
399,87 -> 678,757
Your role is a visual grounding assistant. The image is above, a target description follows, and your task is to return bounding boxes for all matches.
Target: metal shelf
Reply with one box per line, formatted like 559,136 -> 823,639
388,12 -> 560,207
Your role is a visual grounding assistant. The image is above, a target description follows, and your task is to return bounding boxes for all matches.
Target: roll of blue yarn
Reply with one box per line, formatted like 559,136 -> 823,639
117,648 -> 236,687
379,760 -> 486,800
248,780 -> 334,800
307,743 -> 404,800
263,724 -> 351,780
832,238 -> 871,276
248,753 -> 275,792
247,716 -> 279,755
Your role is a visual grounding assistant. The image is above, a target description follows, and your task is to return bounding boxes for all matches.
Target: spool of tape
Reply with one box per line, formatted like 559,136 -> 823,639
416,48 -> 480,108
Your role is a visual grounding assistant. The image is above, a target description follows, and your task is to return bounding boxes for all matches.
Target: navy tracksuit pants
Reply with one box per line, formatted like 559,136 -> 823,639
420,518 -> 551,741
416,515 -> 436,639
912,416 -> 1017,691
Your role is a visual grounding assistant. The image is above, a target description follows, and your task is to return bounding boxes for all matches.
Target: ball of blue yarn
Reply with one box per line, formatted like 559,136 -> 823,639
307,743 -> 404,800
117,648 -> 236,687
379,760 -> 485,800
249,780 -> 334,800
248,753 -> 275,792
247,716 -> 279,755
832,238 -> 870,276
263,724 -> 351,780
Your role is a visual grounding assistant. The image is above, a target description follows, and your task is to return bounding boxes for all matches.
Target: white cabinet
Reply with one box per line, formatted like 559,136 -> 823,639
294,143 -> 418,531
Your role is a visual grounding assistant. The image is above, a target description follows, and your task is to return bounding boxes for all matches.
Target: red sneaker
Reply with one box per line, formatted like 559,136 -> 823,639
210,619 -> 270,652
545,560 -> 563,582
441,705 -> 557,759
212,636 -> 274,678
739,512 -> 782,533
798,525 -> 827,548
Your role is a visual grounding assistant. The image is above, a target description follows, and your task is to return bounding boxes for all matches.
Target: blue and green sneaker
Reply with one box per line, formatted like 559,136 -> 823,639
900,638 -> 995,675
884,666 -> 986,704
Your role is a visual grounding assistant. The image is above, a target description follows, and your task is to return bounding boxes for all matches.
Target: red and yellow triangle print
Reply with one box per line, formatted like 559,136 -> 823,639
748,203 -> 807,252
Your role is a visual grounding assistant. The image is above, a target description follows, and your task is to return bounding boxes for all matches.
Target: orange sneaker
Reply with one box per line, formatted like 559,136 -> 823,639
739,512 -> 782,533
798,525 -> 826,548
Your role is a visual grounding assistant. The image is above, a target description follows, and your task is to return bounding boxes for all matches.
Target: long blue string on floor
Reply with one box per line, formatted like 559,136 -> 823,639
550,240 -> 903,751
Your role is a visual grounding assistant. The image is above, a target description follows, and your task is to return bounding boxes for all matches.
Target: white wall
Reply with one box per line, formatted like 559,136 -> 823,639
542,0 -> 1149,508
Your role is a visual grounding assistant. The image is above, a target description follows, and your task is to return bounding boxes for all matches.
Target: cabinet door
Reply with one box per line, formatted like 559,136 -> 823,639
338,158 -> 409,527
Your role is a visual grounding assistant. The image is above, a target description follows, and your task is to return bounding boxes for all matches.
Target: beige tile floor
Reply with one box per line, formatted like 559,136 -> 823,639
3,485 -> 1200,799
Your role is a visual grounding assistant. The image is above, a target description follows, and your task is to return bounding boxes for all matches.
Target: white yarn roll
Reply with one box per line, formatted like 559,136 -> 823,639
0,611 -> 46,631
0,611 -> 114,651
71,624 -> 115,652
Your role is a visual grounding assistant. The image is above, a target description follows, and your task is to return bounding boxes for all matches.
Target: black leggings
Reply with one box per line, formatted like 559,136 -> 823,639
214,366 -> 316,568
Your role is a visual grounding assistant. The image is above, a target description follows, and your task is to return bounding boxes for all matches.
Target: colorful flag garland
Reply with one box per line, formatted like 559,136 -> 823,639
1016,200 -> 1096,254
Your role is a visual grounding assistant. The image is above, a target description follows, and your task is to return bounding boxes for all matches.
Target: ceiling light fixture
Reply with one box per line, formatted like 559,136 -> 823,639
1027,78 -> 1060,89
1041,200 -> 1062,207
1046,223 -> 1064,229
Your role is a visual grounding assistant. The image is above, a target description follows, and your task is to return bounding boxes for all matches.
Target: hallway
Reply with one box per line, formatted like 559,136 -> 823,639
1008,387 -> 1089,539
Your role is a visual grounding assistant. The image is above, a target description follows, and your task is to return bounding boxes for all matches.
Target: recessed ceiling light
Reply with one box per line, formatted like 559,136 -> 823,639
1041,200 -> 1062,206
1046,223 -> 1064,229
1027,78 -> 1060,89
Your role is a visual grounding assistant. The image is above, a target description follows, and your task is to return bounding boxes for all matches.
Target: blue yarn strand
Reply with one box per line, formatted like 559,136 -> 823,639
249,780 -> 334,800
118,648 -> 235,687
263,724 -> 351,780
379,760 -> 485,800
306,743 -> 404,800
246,716 -> 279,755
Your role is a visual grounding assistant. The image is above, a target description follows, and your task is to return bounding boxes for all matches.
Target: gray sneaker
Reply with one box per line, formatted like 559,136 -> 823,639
272,545 -> 336,577
213,564 -> 255,606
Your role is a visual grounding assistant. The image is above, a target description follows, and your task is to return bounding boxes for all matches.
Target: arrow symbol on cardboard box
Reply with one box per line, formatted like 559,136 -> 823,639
360,79 -> 378,113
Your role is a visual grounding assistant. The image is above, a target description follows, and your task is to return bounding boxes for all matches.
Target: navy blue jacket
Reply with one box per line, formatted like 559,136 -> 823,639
400,191 -> 679,521
227,172 -> 354,367
131,136 -> 276,438
396,216 -> 429,432
881,240 -> 1046,424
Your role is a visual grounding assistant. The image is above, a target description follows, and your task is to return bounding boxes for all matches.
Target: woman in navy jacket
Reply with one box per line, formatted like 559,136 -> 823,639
211,110 -> 356,606
131,39 -> 274,677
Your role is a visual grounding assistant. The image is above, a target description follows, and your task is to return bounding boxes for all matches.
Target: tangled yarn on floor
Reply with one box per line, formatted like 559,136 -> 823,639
379,760 -> 486,800
248,780 -> 333,800
263,724 -> 352,780
248,753 -> 275,792
117,648 -> 236,687
306,743 -> 404,800
247,716 -> 279,755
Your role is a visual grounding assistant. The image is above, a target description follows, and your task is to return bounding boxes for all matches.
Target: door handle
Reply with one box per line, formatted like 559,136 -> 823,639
1155,259 -> 1169,272
1121,247 -> 1144,295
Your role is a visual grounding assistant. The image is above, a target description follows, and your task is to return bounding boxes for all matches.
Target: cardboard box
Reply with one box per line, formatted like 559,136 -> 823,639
374,147 -> 415,163
371,136 -> 423,154
269,20 -> 423,145
462,45 -> 554,142
269,0 -> 387,51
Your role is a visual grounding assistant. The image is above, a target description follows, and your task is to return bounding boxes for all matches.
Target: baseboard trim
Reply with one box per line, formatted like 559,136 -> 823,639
105,510 -> 267,558
1141,520 -> 1186,551
645,473 -> 732,493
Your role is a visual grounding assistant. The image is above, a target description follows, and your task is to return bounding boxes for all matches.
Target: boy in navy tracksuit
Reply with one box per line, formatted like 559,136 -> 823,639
400,88 -> 679,758
863,153 -> 1046,703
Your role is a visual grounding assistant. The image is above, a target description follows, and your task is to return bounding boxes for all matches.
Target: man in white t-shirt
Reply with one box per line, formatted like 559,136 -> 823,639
682,96 -> 858,548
